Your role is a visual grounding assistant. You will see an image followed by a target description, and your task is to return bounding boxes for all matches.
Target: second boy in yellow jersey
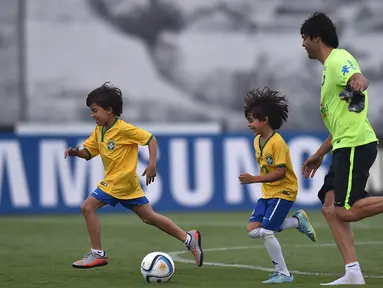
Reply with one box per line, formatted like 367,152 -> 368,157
239,87 -> 316,284
64,82 -> 203,269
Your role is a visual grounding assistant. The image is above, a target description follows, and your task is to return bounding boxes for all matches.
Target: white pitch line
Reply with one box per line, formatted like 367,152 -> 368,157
168,241 -> 383,279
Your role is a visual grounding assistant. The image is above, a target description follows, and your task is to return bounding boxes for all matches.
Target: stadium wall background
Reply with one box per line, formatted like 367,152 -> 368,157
0,126 -> 382,214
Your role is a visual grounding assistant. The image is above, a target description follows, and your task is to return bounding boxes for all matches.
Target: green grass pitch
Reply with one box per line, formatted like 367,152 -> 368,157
1,211 -> 383,287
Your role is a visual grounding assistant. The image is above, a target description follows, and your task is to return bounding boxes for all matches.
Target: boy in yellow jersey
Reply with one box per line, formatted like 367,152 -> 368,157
239,87 -> 317,284
64,82 -> 203,269
301,12 -> 381,285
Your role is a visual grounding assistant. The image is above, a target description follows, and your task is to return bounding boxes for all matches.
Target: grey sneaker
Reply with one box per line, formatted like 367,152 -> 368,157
293,210 -> 317,242
72,251 -> 108,269
186,230 -> 203,267
262,273 -> 294,284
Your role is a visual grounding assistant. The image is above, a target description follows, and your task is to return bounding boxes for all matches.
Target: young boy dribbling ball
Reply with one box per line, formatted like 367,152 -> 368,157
239,87 -> 317,284
64,82 -> 203,269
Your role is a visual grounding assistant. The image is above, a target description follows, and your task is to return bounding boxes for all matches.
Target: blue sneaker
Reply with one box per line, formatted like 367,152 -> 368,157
293,209 -> 317,242
262,273 -> 294,284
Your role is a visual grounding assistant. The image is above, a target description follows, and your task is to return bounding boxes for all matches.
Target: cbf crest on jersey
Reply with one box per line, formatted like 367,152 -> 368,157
265,153 -> 273,165
107,139 -> 116,151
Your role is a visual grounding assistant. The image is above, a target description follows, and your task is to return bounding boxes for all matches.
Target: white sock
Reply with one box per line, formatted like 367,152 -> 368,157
184,233 -> 191,246
320,262 -> 364,285
280,217 -> 299,231
321,271 -> 365,285
247,228 -> 261,239
260,228 -> 290,276
91,248 -> 105,256
345,261 -> 361,272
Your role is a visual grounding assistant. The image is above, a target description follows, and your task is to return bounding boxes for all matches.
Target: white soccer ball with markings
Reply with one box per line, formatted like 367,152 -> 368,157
140,252 -> 175,283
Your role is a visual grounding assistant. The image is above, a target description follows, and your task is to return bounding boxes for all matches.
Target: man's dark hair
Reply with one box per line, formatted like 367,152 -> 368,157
86,82 -> 123,116
300,12 -> 339,48
244,87 -> 288,130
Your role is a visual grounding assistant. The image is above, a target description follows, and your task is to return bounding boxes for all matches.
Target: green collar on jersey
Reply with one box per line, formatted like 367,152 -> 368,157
259,131 -> 276,156
101,117 -> 118,142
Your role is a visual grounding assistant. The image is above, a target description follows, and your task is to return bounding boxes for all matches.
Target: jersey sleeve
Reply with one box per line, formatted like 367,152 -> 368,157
332,51 -> 361,86
121,123 -> 153,146
272,138 -> 288,168
83,129 -> 100,160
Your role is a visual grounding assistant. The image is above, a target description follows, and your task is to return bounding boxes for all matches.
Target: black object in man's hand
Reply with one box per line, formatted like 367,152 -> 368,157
339,85 -> 365,113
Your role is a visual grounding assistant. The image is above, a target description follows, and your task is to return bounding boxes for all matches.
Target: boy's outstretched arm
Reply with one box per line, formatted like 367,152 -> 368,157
64,146 -> 90,160
147,136 -> 158,167
142,136 -> 158,185
239,167 -> 286,184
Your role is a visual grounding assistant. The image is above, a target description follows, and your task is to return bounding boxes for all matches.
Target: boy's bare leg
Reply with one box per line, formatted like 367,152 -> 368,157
72,196 -> 109,269
132,203 -> 204,267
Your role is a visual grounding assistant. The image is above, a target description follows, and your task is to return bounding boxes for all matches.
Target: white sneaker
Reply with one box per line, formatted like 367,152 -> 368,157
320,271 -> 365,285
186,230 -> 203,267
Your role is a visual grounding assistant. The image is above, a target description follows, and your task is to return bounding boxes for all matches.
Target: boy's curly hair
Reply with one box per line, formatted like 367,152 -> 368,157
244,87 -> 288,130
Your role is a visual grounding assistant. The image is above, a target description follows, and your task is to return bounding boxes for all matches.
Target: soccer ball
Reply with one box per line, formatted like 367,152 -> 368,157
140,252 -> 175,283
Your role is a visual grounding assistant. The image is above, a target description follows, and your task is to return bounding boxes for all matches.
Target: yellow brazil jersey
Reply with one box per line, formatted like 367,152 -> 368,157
83,118 -> 153,200
254,132 -> 298,201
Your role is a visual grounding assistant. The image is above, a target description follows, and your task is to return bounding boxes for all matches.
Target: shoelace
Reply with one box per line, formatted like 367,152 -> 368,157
271,272 -> 290,278
82,252 -> 93,260
297,226 -> 312,235
184,244 -> 192,254
295,219 -> 307,234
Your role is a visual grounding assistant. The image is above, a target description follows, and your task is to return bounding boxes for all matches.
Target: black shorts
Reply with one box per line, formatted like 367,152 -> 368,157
318,141 -> 378,209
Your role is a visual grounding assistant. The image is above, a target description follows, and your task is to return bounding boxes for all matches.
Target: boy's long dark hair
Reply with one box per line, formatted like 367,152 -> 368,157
244,87 -> 288,130
86,82 -> 123,116
300,12 -> 339,48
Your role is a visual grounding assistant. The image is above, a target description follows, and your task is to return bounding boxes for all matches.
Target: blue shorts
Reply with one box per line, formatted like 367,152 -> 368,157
91,188 -> 149,210
249,198 -> 294,231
